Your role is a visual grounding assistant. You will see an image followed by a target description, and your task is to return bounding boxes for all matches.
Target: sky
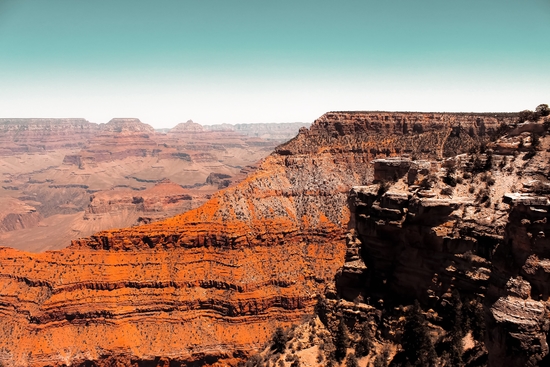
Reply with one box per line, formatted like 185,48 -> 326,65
0,0 -> 549,128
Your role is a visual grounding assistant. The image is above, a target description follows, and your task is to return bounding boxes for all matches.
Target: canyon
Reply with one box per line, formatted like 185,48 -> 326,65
0,119 -> 307,252
3,110 -> 548,366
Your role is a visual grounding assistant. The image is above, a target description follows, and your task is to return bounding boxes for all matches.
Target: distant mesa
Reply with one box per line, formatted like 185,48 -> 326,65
100,118 -> 155,133
169,120 -> 205,133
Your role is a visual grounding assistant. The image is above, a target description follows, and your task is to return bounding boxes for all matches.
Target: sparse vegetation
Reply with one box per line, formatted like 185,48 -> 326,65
334,318 -> 350,362
441,186 -> 453,196
355,323 -> 373,357
402,301 -> 437,366
536,104 -> 550,118
271,327 -> 289,354
345,353 -> 358,367
443,167 -> 457,187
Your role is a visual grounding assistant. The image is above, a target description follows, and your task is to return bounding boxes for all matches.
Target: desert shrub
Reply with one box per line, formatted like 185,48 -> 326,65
524,148 -> 537,160
536,103 -> 550,117
323,339 -> 336,365
317,349 -> 324,363
450,290 -> 465,340
402,301 -> 437,366
476,188 -> 490,203
355,323 -> 373,357
271,327 -> 288,354
373,352 -> 388,367
463,172 -> 472,179
487,176 -> 496,186
443,168 -> 457,187
441,186 -> 453,196
471,299 -> 486,341
334,318 -> 350,362
518,109 -> 537,123
456,176 -> 464,184
345,353 -> 359,367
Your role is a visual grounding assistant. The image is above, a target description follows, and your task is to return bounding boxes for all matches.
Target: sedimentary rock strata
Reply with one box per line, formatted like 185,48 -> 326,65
341,115 -> 550,366
0,112 -> 524,366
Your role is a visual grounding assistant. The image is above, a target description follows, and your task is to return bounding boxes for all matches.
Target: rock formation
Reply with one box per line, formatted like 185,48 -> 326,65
0,197 -> 41,232
0,118 -> 99,155
0,118 -> 303,252
333,113 -> 550,366
0,111 -> 527,366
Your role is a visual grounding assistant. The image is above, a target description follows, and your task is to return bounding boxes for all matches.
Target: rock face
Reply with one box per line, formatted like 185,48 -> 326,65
0,197 -> 42,232
486,194 -> 550,366
342,116 -> 550,366
84,179 -> 204,226
0,111 -> 525,366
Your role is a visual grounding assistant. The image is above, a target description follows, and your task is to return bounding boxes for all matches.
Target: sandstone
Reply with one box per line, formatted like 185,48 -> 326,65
0,111 -> 527,366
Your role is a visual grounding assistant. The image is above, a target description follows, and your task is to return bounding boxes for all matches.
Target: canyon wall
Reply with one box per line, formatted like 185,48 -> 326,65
0,112 -> 518,366
342,119 -> 550,366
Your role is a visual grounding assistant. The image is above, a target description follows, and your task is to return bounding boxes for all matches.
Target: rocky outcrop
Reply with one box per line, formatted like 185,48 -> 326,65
486,193 -> 550,366
0,197 -> 42,232
341,117 -> 550,366
84,179 -> 204,225
100,118 -> 155,133
0,112 -> 523,366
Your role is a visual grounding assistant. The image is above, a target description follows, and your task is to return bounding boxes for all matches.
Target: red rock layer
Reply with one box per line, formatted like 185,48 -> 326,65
0,112 -> 517,366
0,118 -> 100,155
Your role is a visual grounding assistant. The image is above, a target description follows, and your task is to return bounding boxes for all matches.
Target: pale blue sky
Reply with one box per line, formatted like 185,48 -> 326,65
0,0 -> 549,127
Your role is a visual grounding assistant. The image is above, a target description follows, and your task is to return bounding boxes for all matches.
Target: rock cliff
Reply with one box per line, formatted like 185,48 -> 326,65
337,114 -> 550,366
0,111 -> 524,366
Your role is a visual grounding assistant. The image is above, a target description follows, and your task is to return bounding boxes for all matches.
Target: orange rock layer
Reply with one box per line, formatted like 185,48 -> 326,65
0,112 -> 516,366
